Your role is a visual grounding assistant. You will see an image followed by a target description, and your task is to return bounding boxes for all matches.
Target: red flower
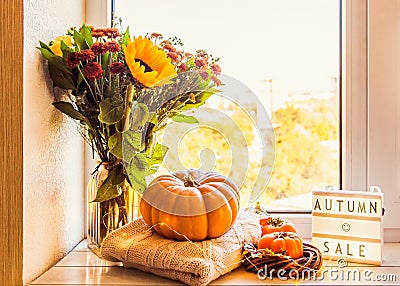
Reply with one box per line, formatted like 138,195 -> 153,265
196,50 -> 209,61
83,62 -> 103,80
67,52 -> 81,68
167,52 -> 180,62
92,31 -> 105,38
210,64 -> 221,75
151,32 -> 162,38
105,41 -> 120,53
79,49 -> 95,61
198,70 -> 209,80
211,75 -> 222,86
91,42 -> 107,55
184,52 -> 193,58
178,63 -> 187,72
105,28 -> 120,38
110,62 -> 124,74
161,41 -> 176,53
165,44 -> 176,52
195,58 -> 207,68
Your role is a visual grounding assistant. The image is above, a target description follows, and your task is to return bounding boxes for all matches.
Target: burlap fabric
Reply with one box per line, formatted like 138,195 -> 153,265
100,209 -> 260,286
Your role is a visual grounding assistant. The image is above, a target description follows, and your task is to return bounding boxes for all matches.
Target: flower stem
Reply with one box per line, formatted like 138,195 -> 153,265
122,84 -> 135,132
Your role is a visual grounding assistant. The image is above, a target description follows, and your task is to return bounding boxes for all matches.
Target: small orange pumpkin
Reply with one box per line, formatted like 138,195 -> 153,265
259,217 -> 297,236
140,169 -> 240,241
258,232 -> 303,259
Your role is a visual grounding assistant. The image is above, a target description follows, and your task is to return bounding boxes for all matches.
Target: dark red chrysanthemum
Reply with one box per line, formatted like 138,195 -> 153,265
79,49 -> 95,61
83,62 -> 103,80
67,52 -> 81,68
210,63 -> 221,75
184,52 -> 193,58
110,62 -> 124,74
105,41 -> 120,53
151,32 -> 162,38
92,31 -> 105,38
165,44 -> 176,53
178,63 -> 187,72
198,70 -> 209,80
211,75 -> 222,86
195,58 -> 207,68
104,28 -> 120,38
91,42 -> 107,55
167,52 -> 180,62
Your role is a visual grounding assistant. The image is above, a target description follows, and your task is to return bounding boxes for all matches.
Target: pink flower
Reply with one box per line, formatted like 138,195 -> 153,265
83,62 -> 103,80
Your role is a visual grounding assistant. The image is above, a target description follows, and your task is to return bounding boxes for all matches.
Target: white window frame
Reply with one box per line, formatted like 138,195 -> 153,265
85,0 -> 400,242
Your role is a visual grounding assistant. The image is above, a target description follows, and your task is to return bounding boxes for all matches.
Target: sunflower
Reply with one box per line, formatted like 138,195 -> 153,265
124,36 -> 177,87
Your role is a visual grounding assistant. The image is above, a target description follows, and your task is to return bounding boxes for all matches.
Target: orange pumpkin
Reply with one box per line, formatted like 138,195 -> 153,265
140,169 -> 240,241
259,217 -> 297,236
258,232 -> 303,259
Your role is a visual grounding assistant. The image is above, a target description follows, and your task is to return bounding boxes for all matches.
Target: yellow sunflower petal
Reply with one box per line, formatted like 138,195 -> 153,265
125,36 -> 177,87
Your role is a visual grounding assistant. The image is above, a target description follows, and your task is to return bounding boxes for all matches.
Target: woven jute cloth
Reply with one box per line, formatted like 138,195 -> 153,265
100,209 -> 260,286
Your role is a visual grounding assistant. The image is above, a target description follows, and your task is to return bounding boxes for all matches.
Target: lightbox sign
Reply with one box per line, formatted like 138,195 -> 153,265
312,186 -> 383,265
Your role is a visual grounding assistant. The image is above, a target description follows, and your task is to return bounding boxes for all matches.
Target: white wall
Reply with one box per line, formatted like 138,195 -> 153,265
23,0 -> 86,284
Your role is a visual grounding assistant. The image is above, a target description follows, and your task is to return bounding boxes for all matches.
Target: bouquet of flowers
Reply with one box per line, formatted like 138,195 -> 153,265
38,24 -> 221,249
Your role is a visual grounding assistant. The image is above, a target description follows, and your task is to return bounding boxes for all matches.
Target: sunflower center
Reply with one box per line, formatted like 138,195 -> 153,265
135,59 -> 153,73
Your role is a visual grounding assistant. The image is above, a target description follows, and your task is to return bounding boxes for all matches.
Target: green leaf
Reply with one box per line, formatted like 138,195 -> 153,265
39,48 -> 71,73
38,47 -> 57,61
60,41 -> 73,61
179,91 -> 214,110
73,29 -> 88,50
148,112 -> 157,125
133,153 -> 149,170
80,24 -> 93,47
48,62 -> 76,90
130,103 -> 149,129
122,130 -> 143,162
125,154 -> 148,193
101,52 -> 110,72
151,143 -> 169,165
53,101 -> 85,120
77,71 -> 84,89
108,132 -> 123,159
122,27 -> 130,47
91,167 -> 123,202
98,97 -> 124,124
171,114 -> 199,124
39,41 -> 52,52
110,164 -> 126,185
38,47 -> 76,90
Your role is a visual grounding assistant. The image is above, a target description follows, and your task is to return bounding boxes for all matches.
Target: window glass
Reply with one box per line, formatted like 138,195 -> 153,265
114,0 -> 340,210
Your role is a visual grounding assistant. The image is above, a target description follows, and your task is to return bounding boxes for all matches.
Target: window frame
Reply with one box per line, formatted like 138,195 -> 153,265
85,0 -> 400,241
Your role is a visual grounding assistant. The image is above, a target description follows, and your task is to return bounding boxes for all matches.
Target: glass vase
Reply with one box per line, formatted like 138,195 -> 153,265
87,163 -> 140,257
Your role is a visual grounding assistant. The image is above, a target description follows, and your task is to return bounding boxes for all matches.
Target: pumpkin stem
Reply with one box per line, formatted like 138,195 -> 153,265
183,175 -> 200,187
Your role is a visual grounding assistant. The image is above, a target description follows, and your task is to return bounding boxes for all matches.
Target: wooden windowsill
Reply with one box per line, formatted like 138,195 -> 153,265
30,240 -> 400,285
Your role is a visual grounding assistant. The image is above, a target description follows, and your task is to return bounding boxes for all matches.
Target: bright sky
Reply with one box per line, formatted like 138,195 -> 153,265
115,0 -> 339,110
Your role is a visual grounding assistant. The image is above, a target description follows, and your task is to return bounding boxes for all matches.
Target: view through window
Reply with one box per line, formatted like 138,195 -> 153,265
114,0 -> 340,210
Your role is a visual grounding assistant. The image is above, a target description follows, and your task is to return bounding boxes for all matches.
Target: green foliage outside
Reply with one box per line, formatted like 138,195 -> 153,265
160,96 -> 338,210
